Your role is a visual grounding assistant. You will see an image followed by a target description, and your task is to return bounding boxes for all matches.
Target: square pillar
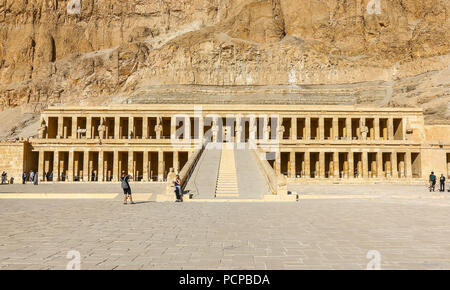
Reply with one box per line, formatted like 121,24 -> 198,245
57,117 -> 63,139
388,117 -> 394,140
114,117 -> 120,140
68,151 -> 74,182
333,152 -> 339,178
83,151 -> 89,182
333,118 -> 339,140
86,117 -> 92,139
71,117 -> 77,139
38,151 -> 45,181
142,117 -> 148,139
346,118 -> 352,140
319,118 -> 324,140
198,117 -> 204,142
392,151 -> 398,178
113,150 -> 119,181
98,151 -> 104,182
348,151 -> 354,178
291,117 -> 297,140
158,151 -> 164,181
143,151 -> 149,181
305,118 -> 311,140
170,117 -> 176,140
289,151 -> 296,178
362,151 -> 369,179
128,150 -> 134,177
53,151 -> 59,181
319,151 -> 325,178
374,118 -> 380,140
405,151 -> 412,178
129,117 -> 134,139
304,151 -> 310,178
174,151 -> 179,174
275,151 -> 281,175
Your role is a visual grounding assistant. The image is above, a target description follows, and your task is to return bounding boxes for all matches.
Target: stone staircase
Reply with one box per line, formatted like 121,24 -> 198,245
215,145 -> 239,198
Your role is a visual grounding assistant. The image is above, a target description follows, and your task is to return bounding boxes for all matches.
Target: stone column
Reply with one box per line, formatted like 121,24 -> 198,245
235,116 -> 242,143
290,151 -> 296,178
319,118 -> 324,140
319,151 -> 325,178
86,117 -> 92,139
275,151 -> 281,175
129,117 -> 134,139
198,116 -> 204,142
405,151 -> 412,178
360,118 -> 366,140
83,152 -> 89,182
333,152 -> 339,178
53,151 -> 59,181
174,151 -> 179,174
72,117 -> 77,139
346,118 -> 352,140
98,151 -> 104,182
305,118 -> 311,140
362,151 -> 369,179
377,152 -> 383,178
249,116 -> 256,141
38,151 -> 45,181
113,150 -> 119,181
185,117 -> 191,141
392,151 -> 398,178
142,117 -> 148,139
158,151 -> 164,181
57,117 -> 63,139
115,117 -> 120,139
388,117 -> 394,140
128,151 -> 134,178
143,151 -> 149,181
68,151 -> 74,182
304,151 -> 310,178
333,118 -> 339,140
348,151 -> 354,178
374,118 -> 380,140
170,117 -> 176,140
291,117 -> 297,140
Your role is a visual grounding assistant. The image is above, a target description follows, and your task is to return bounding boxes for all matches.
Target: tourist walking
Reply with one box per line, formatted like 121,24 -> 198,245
440,174 -> 446,192
33,171 -> 39,185
120,171 -> 134,205
429,171 -> 436,192
22,172 -> 27,184
174,174 -> 182,202
1,171 -> 6,184
29,171 -> 34,182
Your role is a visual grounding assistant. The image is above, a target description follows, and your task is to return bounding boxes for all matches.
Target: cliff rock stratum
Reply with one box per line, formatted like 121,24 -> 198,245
0,0 -> 449,139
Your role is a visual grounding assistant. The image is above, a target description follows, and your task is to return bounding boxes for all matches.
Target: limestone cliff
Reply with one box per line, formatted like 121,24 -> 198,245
0,0 -> 449,139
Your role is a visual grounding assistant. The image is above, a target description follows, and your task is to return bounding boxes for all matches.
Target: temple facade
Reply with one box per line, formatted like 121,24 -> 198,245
1,104 -> 449,184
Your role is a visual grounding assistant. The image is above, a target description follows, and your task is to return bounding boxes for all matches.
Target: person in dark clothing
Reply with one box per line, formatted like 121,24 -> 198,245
440,174 -> 446,192
174,175 -> 182,202
22,172 -> 27,184
120,171 -> 135,205
429,172 -> 436,192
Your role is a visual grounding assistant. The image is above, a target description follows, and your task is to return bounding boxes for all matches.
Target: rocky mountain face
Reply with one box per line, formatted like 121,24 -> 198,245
0,0 -> 449,138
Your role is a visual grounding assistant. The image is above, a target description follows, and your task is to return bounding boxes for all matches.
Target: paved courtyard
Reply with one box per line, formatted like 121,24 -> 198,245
0,184 -> 449,270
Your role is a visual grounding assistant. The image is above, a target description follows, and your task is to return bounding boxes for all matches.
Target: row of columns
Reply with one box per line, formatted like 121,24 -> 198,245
37,150 -> 190,182
44,115 -> 404,141
274,150 -> 415,179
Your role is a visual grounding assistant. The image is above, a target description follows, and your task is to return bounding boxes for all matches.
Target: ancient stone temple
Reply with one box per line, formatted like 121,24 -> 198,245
1,104 -> 449,191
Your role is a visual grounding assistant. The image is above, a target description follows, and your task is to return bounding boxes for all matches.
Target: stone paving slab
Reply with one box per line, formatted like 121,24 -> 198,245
0,189 -> 449,270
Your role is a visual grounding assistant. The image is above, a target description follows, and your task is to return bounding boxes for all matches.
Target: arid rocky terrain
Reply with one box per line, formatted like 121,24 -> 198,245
0,0 -> 449,139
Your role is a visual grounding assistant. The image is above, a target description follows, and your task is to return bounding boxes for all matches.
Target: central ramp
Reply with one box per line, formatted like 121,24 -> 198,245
215,144 -> 239,198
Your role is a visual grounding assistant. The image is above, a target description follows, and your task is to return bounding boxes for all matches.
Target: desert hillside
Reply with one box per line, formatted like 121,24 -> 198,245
0,0 -> 449,139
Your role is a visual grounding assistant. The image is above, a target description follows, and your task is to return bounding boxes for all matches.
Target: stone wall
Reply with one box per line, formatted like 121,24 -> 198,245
0,142 -> 26,183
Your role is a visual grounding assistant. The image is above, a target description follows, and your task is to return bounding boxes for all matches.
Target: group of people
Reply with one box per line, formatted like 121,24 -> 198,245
1,171 -> 10,184
428,172 -> 448,192
21,171 -> 39,185
120,172 -> 183,205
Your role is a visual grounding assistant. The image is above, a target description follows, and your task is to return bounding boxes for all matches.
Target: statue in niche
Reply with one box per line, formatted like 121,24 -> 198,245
361,125 -> 369,140
98,117 -> 106,140
155,117 -> 163,139
38,118 -> 47,139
